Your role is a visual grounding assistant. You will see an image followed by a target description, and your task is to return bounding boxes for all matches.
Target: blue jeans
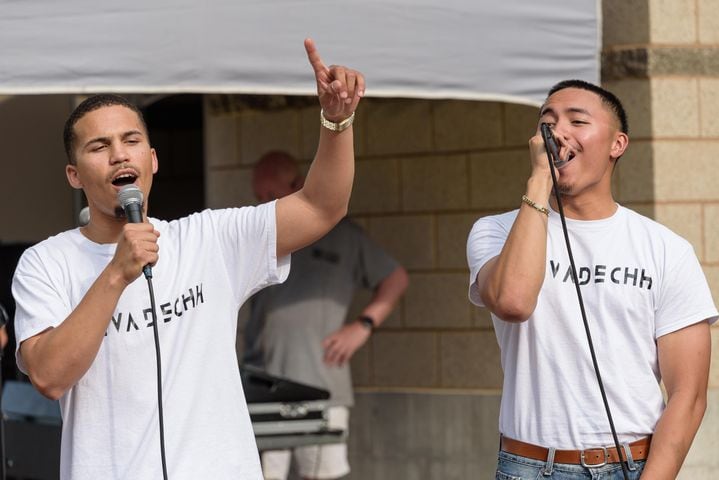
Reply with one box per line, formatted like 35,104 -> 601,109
496,450 -> 645,479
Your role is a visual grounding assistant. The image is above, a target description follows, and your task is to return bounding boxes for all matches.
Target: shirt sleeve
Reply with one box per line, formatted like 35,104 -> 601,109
466,213 -> 512,306
206,202 -> 291,306
12,247 -> 71,374
654,243 -> 718,338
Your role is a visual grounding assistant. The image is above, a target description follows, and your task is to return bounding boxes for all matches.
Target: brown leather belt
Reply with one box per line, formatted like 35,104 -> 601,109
501,436 -> 651,467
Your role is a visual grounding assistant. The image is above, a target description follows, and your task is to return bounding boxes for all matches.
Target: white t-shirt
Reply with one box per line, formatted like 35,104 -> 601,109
467,205 -> 717,449
13,203 -> 290,480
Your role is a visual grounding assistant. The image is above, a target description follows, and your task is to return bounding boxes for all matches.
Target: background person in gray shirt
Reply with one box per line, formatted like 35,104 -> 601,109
245,151 -> 408,480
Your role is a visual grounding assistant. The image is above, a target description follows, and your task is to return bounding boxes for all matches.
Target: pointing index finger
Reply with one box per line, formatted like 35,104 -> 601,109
304,38 -> 328,75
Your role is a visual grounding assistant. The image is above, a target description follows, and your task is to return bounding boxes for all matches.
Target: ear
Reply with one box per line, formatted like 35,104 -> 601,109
151,148 -> 159,174
65,164 -> 83,190
610,131 -> 629,160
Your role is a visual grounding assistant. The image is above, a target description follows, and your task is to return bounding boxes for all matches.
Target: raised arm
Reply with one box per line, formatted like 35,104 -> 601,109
475,135 -> 554,322
276,39 -> 365,258
639,320 -> 711,478
19,223 -> 159,400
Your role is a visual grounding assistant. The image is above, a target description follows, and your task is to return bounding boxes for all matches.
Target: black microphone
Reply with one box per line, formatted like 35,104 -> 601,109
118,185 -> 153,279
540,123 -> 568,169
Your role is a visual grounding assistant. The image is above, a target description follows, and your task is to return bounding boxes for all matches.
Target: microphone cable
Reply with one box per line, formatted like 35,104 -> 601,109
118,185 -> 169,480
145,273 -> 169,480
540,123 -> 630,480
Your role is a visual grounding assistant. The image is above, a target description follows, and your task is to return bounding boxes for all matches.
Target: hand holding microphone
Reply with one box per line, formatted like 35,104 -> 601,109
540,123 -> 574,169
111,185 -> 159,284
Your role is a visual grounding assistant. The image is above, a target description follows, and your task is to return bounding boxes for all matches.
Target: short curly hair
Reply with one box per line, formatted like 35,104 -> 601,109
63,94 -> 149,165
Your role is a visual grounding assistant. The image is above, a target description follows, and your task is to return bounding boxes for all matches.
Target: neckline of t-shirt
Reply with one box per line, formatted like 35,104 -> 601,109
547,203 -> 624,231
68,218 -> 162,254
69,228 -> 117,254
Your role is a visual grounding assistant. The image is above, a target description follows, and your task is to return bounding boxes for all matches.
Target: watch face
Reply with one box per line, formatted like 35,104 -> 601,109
358,316 -> 374,330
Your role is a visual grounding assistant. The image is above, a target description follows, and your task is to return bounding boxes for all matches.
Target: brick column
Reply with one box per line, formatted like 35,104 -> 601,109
603,1 -> 719,477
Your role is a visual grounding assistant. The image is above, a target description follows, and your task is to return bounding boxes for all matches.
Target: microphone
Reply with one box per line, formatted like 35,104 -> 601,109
118,185 -> 152,279
540,123 -> 569,169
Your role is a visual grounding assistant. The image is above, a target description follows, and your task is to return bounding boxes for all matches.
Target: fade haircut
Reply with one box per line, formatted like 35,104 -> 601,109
63,94 -> 149,165
546,80 -> 629,135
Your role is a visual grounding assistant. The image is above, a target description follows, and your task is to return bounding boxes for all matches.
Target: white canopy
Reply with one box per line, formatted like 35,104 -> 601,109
0,0 -> 600,105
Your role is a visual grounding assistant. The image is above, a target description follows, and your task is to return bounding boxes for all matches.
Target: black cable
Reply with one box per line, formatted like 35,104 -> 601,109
146,277 -> 169,480
541,124 -> 630,480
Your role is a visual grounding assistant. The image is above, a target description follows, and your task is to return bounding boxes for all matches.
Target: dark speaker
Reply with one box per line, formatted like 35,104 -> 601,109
2,381 -> 61,479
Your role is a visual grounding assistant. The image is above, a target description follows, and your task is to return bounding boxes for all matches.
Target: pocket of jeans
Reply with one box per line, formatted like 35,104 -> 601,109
496,472 -> 523,480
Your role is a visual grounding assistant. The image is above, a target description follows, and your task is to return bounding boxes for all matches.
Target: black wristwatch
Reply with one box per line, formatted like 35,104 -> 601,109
356,315 -> 375,331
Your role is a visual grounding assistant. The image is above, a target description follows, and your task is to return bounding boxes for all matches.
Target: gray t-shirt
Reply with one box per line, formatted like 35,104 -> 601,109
244,218 -> 398,406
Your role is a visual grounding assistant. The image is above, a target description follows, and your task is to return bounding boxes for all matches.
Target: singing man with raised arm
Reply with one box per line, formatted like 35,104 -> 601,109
467,80 -> 717,479
11,39 -> 364,480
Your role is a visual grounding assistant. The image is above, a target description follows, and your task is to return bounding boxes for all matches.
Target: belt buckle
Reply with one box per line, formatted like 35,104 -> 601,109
580,447 -> 608,468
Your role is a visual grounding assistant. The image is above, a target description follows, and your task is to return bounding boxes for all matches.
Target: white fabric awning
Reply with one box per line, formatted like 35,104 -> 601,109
0,0 -> 600,105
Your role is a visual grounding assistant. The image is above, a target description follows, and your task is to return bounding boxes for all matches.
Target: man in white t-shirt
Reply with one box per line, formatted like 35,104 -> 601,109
467,80 -> 717,479
12,39 -> 364,480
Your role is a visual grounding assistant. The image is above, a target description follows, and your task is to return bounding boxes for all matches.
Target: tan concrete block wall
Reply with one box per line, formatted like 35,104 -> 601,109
653,141 -> 719,201
699,79 -> 719,138
652,203 -> 703,257
433,101 -> 503,151
470,150 -> 531,210
205,113 -> 240,168
649,0 -> 697,44
366,215 -> 435,270
699,0 -> 719,44
365,99 -> 433,156
437,214 -> 480,269
373,332 -> 438,387
614,140 -> 654,203
603,0 -> 650,47
650,78 -> 700,138
402,154 -> 469,211
238,109 -> 302,165
349,158 -> 401,213
704,205 -> 719,263
404,273 -> 471,329
711,328 -> 719,387
440,331 -> 503,388
602,79 -> 652,139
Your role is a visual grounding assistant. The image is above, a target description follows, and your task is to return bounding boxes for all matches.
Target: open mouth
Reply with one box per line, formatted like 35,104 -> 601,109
554,151 -> 576,169
111,172 -> 138,187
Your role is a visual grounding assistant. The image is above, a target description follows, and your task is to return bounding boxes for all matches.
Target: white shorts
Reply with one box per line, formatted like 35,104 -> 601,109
261,406 -> 350,480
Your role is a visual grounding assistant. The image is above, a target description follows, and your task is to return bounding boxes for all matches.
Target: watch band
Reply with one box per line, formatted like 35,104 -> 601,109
320,109 -> 355,132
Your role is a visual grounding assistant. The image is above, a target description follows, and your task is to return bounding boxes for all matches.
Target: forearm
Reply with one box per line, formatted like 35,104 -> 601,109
21,265 -> 127,399
483,174 -> 553,321
640,392 -> 706,478
276,125 -> 355,257
300,124 -> 355,223
360,267 -> 409,327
